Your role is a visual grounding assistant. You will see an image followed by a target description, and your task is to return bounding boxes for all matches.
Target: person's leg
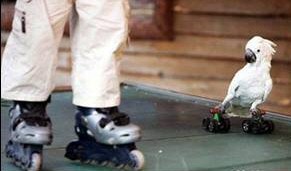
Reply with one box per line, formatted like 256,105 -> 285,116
1,0 -> 72,101
2,0 -> 72,170
70,0 -> 130,107
65,1 -> 144,169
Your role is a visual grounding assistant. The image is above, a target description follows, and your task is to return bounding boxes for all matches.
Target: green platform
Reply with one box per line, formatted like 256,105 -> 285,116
1,84 -> 291,171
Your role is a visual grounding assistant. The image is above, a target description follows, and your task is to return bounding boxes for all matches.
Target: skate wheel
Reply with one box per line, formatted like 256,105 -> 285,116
5,149 -> 12,158
27,153 -> 42,171
130,150 -> 145,170
81,159 -> 92,164
242,120 -> 252,133
221,118 -> 231,133
269,120 -> 275,133
100,161 -> 109,166
263,120 -> 275,134
208,120 -> 218,133
5,140 -> 13,158
251,123 -> 261,134
14,158 -> 21,167
202,118 -> 210,130
115,164 -> 125,169
65,141 -> 83,161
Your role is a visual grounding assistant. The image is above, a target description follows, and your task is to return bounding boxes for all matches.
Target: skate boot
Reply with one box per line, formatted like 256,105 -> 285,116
5,99 -> 53,171
202,107 -> 231,133
242,109 -> 274,134
65,107 -> 145,170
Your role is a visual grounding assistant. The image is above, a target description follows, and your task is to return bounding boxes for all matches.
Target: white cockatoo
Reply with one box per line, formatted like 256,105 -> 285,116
219,36 -> 276,116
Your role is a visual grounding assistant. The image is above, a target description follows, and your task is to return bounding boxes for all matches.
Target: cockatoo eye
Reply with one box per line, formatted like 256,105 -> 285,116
257,49 -> 260,53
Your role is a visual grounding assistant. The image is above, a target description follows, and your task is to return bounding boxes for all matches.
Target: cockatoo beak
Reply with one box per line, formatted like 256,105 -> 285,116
245,48 -> 256,63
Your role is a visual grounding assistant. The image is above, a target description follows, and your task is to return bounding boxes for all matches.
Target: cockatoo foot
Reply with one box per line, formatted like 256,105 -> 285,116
250,108 -> 266,117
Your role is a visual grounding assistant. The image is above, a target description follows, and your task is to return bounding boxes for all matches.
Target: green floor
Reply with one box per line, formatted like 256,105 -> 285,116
1,84 -> 291,171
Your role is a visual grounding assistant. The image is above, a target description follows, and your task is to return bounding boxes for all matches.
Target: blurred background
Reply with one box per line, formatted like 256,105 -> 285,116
1,0 -> 291,115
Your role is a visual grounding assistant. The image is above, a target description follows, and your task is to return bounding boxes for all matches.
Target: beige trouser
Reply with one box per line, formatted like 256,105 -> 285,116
1,0 -> 130,107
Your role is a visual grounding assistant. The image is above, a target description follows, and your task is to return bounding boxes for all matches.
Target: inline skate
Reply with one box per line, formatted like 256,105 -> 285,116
5,99 -> 53,171
65,107 -> 145,170
202,107 -> 231,133
242,109 -> 274,134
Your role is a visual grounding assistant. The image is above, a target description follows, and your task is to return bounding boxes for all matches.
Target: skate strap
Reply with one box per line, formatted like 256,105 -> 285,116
99,112 -> 130,128
12,116 -> 51,130
110,112 -> 130,126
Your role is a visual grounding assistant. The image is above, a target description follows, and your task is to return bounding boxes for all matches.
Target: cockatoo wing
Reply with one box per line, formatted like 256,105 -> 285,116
221,70 -> 242,106
227,71 -> 241,96
263,78 -> 273,102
